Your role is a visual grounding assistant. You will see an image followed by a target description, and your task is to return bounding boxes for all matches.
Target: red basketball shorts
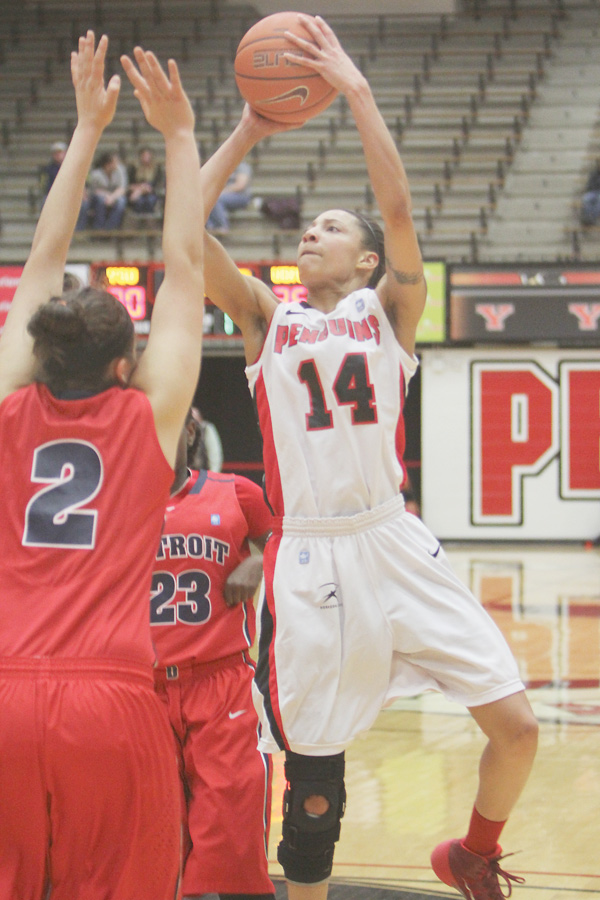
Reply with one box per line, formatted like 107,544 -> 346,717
155,653 -> 274,895
0,658 -> 182,900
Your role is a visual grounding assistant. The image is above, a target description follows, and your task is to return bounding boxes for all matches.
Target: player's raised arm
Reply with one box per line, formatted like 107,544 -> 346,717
0,31 -> 120,403
285,15 -> 427,355
121,49 -> 204,466
201,102 -> 287,225
200,105 -> 289,362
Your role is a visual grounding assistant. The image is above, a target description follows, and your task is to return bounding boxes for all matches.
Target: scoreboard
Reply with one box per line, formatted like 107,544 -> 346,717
91,263 -> 154,336
4,260 -> 599,348
450,264 -> 600,344
0,261 -> 447,345
90,259 -> 448,347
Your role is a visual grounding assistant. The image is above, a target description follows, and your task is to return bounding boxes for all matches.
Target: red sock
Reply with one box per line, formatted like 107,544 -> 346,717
463,807 -> 506,857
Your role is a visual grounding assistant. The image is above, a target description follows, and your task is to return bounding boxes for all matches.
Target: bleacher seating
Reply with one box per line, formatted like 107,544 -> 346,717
1,0 -> 600,263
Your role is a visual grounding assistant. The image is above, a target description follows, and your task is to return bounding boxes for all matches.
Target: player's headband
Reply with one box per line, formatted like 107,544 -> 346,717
343,209 -> 381,251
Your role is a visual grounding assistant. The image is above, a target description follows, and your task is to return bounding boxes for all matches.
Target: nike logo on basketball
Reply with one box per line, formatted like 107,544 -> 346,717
228,709 -> 246,719
263,86 -> 309,107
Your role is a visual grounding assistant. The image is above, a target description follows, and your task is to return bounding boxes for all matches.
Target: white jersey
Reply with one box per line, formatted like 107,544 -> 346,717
246,288 -> 418,519
248,290 -> 524,757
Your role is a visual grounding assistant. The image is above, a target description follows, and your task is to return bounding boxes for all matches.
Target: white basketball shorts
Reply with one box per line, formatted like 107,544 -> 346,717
253,494 -> 524,756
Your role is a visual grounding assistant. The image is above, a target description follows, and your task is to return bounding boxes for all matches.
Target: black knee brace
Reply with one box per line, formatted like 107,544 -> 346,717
277,751 -> 346,885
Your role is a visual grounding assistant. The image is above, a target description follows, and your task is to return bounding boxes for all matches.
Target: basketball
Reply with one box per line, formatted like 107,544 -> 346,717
234,12 -> 338,125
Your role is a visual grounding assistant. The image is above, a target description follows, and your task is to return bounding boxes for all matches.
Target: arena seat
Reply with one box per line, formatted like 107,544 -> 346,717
1,0 -> 600,263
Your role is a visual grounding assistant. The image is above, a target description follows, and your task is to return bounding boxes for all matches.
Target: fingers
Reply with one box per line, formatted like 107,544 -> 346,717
91,33 -> 109,78
71,31 -> 87,85
283,17 -> 330,69
288,14 -> 342,58
122,47 -> 173,98
138,48 -> 171,94
105,73 -> 121,116
70,30 -> 122,130
313,14 -> 338,40
223,585 -> 244,607
73,30 -> 112,88
70,50 -> 78,87
122,47 -> 154,93
120,53 -> 146,91
301,13 -> 337,44
133,46 -> 158,85
79,30 -> 95,62
167,58 -> 183,95
76,30 -> 98,79
285,29 -> 314,50
282,33 -> 319,72
283,48 -> 316,69
120,46 -> 196,135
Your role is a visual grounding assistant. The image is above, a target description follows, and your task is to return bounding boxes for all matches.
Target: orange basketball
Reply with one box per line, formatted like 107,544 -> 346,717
234,11 -> 338,125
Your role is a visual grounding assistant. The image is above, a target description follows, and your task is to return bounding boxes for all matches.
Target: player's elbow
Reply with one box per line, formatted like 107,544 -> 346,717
163,235 -> 204,275
385,190 -> 413,225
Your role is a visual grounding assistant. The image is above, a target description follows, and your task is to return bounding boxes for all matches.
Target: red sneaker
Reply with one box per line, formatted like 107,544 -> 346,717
431,839 -> 525,899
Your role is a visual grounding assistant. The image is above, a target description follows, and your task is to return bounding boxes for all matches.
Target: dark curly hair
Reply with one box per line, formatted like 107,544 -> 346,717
27,286 -> 135,394
342,210 -> 386,288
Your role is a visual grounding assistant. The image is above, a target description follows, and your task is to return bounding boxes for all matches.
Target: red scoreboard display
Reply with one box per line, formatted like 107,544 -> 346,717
90,261 -> 309,343
91,264 -> 154,337
90,260 -> 446,346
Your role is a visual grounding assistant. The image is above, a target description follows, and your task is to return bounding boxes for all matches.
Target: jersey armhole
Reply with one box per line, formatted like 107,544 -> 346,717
245,304 -> 279,386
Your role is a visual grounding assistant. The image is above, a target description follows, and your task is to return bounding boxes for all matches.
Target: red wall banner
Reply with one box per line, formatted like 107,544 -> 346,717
421,349 -> 600,540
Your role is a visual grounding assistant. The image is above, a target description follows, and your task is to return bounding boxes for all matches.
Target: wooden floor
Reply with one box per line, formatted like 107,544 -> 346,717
265,542 -> 600,900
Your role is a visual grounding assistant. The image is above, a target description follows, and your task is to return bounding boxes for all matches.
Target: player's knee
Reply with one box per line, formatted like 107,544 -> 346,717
277,751 -> 346,885
496,706 -> 539,754
303,794 -> 330,816
508,711 -> 539,755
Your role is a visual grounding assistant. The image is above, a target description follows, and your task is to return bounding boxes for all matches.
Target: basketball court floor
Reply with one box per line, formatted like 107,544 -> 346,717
265,541 -> 600,900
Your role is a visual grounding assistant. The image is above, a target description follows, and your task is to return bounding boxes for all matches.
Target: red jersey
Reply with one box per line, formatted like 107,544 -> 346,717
0,383 -> 173,663
151,470 -> 272,665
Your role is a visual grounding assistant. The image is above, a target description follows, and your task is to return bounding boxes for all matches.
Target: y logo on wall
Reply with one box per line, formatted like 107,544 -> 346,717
471,360 -> 600,525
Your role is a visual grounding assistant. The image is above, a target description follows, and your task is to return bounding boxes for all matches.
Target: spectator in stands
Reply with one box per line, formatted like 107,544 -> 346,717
127,146 -> 164,215
88,150 -> 128,229
39,141 -> 67,201
189,406 -> 224,472
206,160 -> 252,235
39,141 -> 89,230
580,161 -> 600,226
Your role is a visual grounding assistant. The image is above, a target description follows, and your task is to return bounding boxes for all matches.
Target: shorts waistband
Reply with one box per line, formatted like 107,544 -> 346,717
0,657 -> 155,686
275,493 -> 405,538
153,650 -> 250,684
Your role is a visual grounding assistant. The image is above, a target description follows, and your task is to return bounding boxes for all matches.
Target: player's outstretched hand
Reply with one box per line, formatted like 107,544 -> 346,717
71,31 -> 120,133
121,49 -> 194,139
284,14 -> 365,96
